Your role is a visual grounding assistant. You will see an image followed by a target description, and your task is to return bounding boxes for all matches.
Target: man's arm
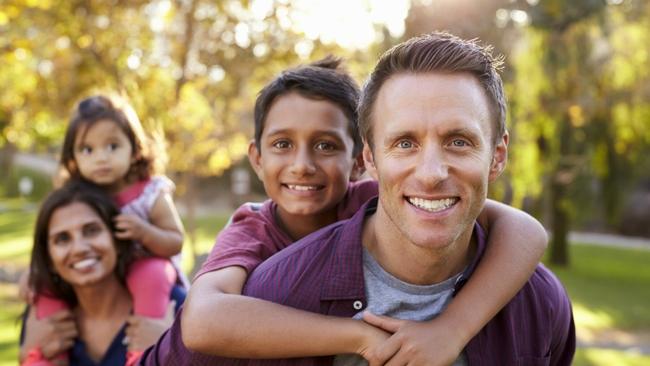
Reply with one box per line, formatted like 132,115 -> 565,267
181,267 -> 389,358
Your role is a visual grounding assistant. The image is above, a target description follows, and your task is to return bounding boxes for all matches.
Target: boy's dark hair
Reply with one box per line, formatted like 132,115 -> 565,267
359,32 -> 507,149
29,180 -> 134,307
60,94 -> 164,184
254,56 -> 362,156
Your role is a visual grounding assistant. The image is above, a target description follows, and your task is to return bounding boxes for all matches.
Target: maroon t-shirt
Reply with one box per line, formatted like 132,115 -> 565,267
194,179 -> 379,280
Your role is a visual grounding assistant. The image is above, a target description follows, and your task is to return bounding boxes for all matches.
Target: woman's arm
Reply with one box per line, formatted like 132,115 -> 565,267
363,199 -> 548,365
182,267 -> 389,358
114,192 -> 184,257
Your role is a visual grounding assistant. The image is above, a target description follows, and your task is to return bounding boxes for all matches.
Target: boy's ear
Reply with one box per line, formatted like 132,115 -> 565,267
349,153 -> 366,181
488,132 -> 509,182
362,142 -> 378,180
248,140 -> 264,181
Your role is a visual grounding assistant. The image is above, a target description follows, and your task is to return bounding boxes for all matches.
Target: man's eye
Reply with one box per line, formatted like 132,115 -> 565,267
396,140 -> 413,149
315,141 -> 335,151
451,139 -> 469,147
272,140 -> 291,149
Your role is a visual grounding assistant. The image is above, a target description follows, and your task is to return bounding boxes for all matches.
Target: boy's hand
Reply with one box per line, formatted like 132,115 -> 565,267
354,320 -> 391,363
20,308 -> 77,362
114,213 -> 150,242
125,301 -> 175,351
361,312 -> 464,366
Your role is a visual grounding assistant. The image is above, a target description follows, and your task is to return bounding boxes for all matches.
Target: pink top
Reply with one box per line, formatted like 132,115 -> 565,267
194,179 -> 379,280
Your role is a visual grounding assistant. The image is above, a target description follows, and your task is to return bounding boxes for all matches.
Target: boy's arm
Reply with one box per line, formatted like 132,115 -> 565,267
363,199 -> 548,365
114,192 -> 185,257
182,267 -> 389,358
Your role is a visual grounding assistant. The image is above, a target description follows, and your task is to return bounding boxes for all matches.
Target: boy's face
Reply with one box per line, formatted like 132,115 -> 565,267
249,92 -> 361,222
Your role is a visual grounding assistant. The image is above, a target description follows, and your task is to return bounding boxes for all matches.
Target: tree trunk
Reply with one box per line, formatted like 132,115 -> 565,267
182,172 -> 199,264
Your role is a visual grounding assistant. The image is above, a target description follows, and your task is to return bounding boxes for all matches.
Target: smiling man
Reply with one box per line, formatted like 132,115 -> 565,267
144,32 -> 575,366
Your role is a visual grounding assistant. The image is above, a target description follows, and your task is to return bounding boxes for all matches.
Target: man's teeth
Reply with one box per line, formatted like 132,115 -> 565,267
408,197 -> 457,212
287,184 -> 319,191
72,258 -> 98,270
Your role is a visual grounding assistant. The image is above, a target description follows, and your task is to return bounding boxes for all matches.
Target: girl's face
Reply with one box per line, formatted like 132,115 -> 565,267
47,201 -> 118,288
73,119 -> 134,191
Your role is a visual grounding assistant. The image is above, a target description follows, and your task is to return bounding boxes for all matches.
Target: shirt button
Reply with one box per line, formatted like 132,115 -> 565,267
353,300 -> 363,310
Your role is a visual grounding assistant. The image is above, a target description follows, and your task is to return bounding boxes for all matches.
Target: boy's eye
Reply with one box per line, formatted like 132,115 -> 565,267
315,141 -> 336,151
272,140 -> 291,149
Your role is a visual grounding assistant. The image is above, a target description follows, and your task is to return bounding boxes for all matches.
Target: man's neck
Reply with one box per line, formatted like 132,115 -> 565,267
362,203 -> 475,286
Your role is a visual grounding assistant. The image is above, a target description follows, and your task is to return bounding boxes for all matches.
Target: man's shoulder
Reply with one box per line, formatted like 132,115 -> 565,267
526,263 -> 571,306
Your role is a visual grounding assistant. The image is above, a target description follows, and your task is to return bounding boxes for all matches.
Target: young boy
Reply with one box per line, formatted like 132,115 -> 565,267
178,58 -> 548,363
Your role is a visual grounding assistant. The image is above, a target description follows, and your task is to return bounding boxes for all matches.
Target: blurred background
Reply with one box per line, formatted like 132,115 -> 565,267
1,0 -> 649,365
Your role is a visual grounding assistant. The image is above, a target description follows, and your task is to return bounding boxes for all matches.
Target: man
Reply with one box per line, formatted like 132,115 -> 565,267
143,32 -> 575,366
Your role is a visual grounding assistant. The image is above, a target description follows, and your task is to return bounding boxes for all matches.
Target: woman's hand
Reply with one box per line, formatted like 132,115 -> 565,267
20,308 -> 77,362
124,301 -> 175,351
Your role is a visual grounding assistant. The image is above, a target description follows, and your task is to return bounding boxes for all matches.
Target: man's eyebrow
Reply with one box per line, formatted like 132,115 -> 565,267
444,127 -> 483,140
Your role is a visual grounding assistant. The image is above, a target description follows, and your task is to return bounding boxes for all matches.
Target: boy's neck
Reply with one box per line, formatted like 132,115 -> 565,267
274,206 -> 339,241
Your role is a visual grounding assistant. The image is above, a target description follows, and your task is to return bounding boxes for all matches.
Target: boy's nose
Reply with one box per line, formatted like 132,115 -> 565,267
289,147 -> 317,176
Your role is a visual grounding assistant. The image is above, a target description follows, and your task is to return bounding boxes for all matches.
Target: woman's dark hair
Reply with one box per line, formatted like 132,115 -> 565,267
29,180 -> 134,307
60,94 -> 164,184
253,56 -> 362,156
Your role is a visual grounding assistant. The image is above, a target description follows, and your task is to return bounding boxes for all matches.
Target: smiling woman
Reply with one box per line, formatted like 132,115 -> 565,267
20,181 -> 184,366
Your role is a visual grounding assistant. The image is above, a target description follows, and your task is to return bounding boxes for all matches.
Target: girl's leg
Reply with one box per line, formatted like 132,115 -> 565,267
24,295 -> 69,366
126,257 -> 177,318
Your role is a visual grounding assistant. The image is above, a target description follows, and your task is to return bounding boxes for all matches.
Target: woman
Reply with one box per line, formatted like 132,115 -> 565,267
20,181 -> 184,366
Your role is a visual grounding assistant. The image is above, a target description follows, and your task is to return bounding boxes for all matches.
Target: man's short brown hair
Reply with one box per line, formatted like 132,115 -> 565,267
359,32 -> 507,148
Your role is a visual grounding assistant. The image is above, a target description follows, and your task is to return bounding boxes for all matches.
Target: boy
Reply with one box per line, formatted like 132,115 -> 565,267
150,57 -> 548,364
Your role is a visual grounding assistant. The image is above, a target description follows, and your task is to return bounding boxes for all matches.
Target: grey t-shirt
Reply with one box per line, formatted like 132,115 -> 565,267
333,248 -> 468,366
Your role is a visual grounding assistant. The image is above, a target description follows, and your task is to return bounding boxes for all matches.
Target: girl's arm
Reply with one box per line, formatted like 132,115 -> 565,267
363,198 -> 548,364
182,267 -> 389,357
115,192 -> 184,257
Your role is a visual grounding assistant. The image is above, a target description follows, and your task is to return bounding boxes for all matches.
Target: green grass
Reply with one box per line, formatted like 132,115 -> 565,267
574,348 -> 650,366
545,243 -> 650,331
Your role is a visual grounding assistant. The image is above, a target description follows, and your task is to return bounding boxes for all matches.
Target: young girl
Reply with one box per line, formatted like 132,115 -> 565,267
31,94 -> 185,366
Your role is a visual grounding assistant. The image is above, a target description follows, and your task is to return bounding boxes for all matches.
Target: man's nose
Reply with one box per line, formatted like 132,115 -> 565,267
414,144 -> 449,185
289,146 -> 317,176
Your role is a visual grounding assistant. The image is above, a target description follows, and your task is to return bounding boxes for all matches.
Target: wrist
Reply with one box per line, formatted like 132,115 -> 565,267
433,313 -> 473,350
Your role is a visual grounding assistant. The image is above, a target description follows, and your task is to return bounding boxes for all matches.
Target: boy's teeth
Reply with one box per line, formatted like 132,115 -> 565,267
287,184 -> 318,191
72,258 -> 98,270
408,197 -> 458,212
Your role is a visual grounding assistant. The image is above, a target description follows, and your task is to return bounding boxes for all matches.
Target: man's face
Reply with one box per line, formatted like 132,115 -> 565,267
364,72 -> 507,252
249,92 -> 360,225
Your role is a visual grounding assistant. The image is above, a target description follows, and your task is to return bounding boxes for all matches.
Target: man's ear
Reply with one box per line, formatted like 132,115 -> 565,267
488,132 -> 509,182
349,152 -> 366,181
362,141 -> 378,180
247,140 -> 264,181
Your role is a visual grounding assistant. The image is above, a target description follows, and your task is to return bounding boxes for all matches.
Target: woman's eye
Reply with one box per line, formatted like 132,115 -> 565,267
397,140 -> 413,149
272,140 -> 291,149
53,233 -> 71,245
315,141 -> 335,151
83,223 -> 102,237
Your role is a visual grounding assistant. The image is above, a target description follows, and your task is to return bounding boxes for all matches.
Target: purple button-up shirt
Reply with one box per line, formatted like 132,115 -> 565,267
142,198 -> 575,366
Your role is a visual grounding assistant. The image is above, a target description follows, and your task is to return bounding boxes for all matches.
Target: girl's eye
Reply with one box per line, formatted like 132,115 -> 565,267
80,146 -> 92,155
315,141 -> 336,151
108,143 -> 119,151
272,140 -> 291,149
396,140 -> 413,149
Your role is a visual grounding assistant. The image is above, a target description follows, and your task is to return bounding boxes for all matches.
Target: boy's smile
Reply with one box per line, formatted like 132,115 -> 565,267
249,92 -> 360,239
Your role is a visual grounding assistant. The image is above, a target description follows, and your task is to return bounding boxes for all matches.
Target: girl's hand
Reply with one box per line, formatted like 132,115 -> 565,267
18,270 -> 35,304
124,301 -> 175,351
20,308 -> 77,362
114,213 -> 150,242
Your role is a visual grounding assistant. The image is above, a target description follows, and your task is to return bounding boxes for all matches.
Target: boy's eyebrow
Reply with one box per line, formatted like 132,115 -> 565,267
264,129 -> 348,141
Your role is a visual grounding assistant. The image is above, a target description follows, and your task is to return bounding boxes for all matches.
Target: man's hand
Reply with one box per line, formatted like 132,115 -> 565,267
125,301 -> 175,351
20,308 -> 77,362
361,312 -> 464,366
114,213 -> 150,242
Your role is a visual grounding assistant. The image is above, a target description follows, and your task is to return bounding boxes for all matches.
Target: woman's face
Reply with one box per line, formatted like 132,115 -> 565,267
47,201 -> 118,288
